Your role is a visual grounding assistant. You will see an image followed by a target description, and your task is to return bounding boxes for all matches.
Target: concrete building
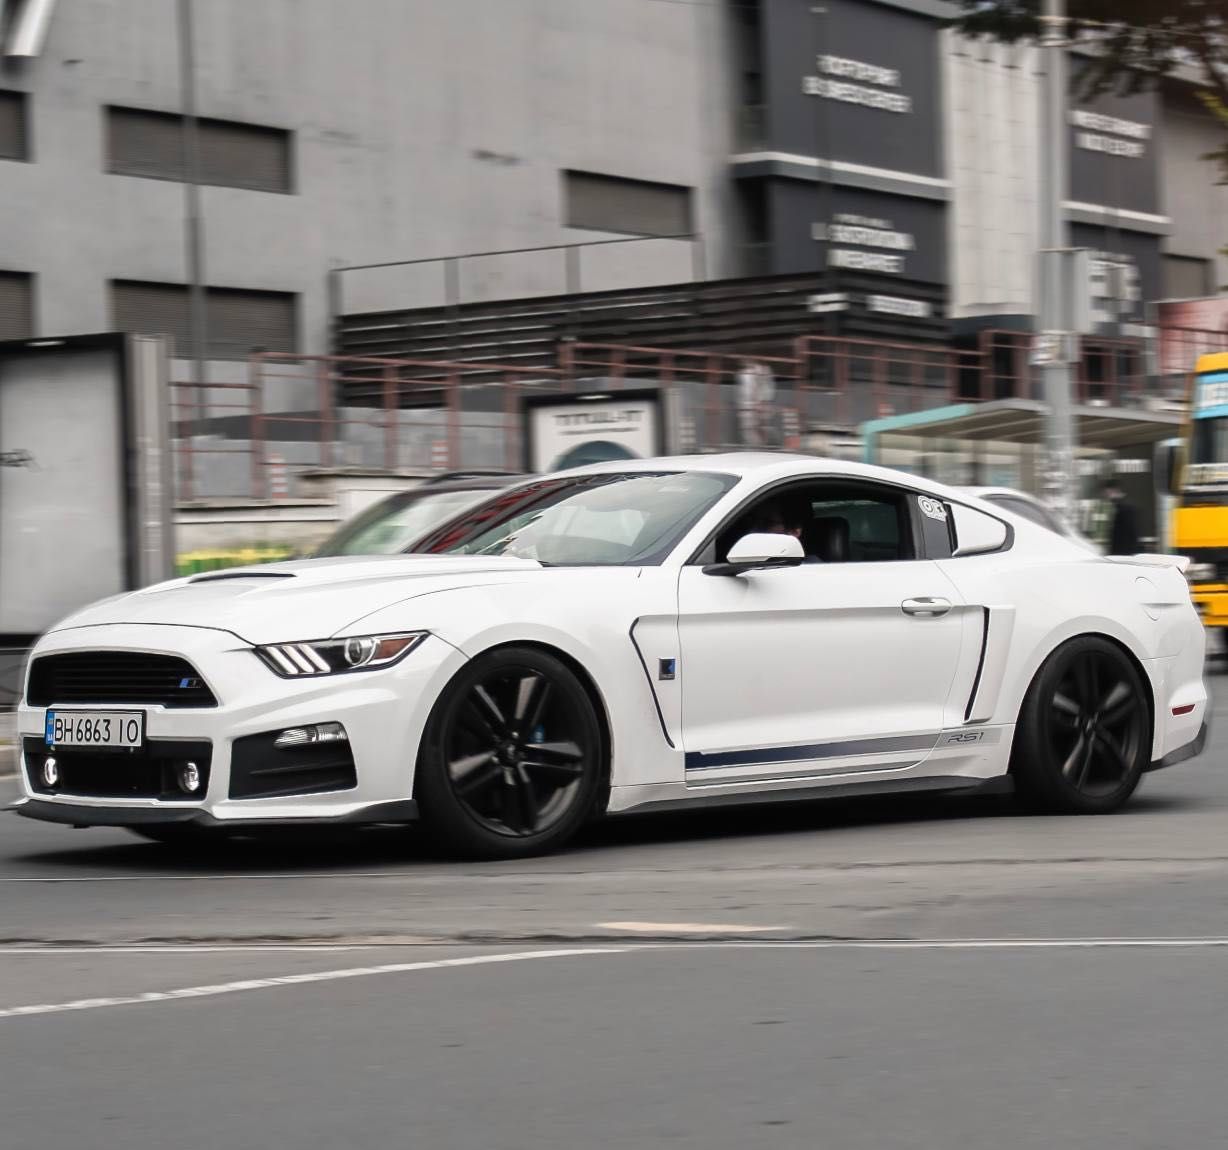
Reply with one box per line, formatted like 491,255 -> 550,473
0,0 -> 1226,382
0,0 -> 740,359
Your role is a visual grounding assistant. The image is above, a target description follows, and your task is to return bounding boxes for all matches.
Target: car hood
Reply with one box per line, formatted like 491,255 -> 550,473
50,555 -> 544,645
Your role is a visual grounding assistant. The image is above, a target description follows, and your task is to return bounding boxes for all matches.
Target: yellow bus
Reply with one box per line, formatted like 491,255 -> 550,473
1172,351 -> 1228,627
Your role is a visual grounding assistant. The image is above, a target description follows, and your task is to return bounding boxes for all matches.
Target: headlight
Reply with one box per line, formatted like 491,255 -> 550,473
255,631 -> 427,677
1186,563 -> 1216,584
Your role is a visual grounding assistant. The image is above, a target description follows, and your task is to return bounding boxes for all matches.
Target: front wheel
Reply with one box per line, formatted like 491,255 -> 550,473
1011,636 -> 1150,814
415,646 -> 605,858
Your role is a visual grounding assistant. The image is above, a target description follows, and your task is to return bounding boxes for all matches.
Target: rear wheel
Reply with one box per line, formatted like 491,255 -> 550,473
415,646 -> 604,858
1012,636 -> 1149,814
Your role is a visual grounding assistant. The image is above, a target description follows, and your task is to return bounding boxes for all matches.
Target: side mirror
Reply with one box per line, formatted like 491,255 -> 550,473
703,532 -> 805,577
951,504 -> 1009,556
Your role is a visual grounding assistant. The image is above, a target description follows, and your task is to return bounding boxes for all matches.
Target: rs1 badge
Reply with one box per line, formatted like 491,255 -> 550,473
918,496 -> 947,521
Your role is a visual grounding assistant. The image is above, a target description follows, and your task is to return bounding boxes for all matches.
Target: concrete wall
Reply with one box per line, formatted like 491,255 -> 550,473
1160,98 -> 1228,292
0,0 -> 739,355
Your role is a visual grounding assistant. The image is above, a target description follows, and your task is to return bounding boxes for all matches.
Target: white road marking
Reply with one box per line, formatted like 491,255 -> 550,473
5,936 -> 1228,1022
598,921 -> 786,934
0,944 -> 389,955
0,948 -> 628,1020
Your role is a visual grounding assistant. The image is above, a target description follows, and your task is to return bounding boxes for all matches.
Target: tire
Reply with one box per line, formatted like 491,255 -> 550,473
415,646 -> 605,859
1011,636 -> 1150,814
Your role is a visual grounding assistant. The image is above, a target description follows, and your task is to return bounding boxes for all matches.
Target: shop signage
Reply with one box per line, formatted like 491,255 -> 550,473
813,213 -> 915,275
1070,109 -> 1150,160
803,53 -> 912,114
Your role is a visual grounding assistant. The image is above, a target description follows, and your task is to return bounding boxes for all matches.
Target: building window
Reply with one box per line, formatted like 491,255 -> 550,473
1163,255 -> 1213,300
110,280 -> 297,359
0,90 -> 30,162
0,272 -> 34,341
563,171 -> 693,237
106,106 -> 293,194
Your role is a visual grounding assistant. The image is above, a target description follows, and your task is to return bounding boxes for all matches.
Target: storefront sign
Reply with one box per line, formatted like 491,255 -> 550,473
803,54 -> 912,114
813,213 -> 915,275
867,294 -> 931,319
1070,110 -> 1150,159
523,390 -> 663,473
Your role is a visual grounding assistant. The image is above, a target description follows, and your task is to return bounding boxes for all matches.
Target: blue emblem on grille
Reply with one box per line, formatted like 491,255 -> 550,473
179,677 -> 199,689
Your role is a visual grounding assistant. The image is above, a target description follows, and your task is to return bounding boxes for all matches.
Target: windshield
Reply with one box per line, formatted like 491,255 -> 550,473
1191,416 -> 1228,468
419,471 -> 737,566
315,488 -> 496,557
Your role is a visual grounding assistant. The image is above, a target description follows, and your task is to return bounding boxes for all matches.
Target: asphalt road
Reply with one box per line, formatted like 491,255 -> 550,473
2,668 -> 1227,1149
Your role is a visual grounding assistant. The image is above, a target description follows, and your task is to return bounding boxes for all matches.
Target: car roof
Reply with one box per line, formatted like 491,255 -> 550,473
549,452 -> 968,500
402,474 -> 530,494
961,486 -> 1041,502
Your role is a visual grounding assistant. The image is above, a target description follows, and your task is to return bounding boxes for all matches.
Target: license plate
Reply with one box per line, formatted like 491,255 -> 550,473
45,710 -> 145,749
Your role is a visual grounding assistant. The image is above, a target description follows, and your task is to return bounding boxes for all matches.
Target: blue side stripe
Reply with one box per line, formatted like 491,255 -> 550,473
685,732 -> 938,772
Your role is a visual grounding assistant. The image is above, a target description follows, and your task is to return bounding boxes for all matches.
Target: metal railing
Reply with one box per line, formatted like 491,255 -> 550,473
169,324 -> 1216,501
173,353 -> 575,501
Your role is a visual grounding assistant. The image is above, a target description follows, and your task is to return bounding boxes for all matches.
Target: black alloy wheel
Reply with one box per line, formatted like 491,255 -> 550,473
1012,636 -> 1149,813
415,647 -> 604,857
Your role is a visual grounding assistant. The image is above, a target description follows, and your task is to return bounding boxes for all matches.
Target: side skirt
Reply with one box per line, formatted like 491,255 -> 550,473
608,773 -> 1013,817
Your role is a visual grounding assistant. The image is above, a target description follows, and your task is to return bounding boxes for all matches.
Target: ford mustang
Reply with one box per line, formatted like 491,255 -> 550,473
10,455 -> 1208,857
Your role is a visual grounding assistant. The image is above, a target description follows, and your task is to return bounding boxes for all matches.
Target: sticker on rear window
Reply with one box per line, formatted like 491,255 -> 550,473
918,496 -> 947,521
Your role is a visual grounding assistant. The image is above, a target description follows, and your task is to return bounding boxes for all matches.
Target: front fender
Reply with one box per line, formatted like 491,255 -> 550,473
349,574 -> 685,789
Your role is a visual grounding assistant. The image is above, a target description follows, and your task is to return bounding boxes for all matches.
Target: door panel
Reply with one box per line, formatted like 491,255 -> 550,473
677,560 -> 966,781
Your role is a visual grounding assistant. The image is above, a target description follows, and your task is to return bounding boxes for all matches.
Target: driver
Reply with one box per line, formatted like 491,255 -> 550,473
748,495 -> 818,561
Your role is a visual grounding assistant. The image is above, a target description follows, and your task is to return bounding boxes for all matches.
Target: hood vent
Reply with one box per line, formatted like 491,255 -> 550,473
188,571 -> 297,584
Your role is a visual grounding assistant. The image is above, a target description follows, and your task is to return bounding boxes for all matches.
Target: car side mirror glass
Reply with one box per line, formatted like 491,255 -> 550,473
951,504 -> 1009,556
703,533 -> 805,576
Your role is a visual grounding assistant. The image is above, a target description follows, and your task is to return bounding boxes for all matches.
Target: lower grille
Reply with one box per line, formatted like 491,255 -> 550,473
27,652 -> 218,708
229,731 -> 357,799
23,737 -> 212,800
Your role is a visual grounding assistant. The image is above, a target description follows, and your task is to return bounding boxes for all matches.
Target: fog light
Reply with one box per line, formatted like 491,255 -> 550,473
41,756 -> 58,788
274,722 -> 348,750
178,761 -> 202,794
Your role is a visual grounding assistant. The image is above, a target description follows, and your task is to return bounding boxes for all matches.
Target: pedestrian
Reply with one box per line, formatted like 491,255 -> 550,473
1102,478 -> 1141,556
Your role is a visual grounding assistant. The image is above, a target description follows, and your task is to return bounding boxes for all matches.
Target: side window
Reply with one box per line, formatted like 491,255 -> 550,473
949,502 -> 1011,556
808,493 -> 909,562
712,481 -> 918,563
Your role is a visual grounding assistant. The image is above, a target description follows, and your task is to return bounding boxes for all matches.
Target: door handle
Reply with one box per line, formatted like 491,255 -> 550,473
901,596 -> 952,618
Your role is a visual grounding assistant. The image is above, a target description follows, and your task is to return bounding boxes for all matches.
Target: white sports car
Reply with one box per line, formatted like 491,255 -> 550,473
11,454 -> 1209,858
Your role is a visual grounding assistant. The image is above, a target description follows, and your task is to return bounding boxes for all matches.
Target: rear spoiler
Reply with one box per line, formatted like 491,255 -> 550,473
1103,554 -> 1191,573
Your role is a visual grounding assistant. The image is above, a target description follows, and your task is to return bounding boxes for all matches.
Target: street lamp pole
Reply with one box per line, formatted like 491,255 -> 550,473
177,0 -> 208,394
1037,0 -> 1077,523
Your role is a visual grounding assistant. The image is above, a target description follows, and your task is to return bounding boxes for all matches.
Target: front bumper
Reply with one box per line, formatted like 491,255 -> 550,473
12,623 -> 466,826
12,796 -> 418,829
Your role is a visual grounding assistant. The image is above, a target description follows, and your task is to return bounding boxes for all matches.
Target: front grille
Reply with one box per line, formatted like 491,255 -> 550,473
23,737 -> 213,800
27,652 -> 217,708
229,730 -> 357,799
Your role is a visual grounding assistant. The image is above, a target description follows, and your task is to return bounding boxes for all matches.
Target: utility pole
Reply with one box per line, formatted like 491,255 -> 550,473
1036,0 -> 1077,523
177,0 -> 208,396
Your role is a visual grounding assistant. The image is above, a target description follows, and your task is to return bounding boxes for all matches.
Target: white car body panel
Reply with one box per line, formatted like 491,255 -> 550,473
11,454 -> 1208,834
